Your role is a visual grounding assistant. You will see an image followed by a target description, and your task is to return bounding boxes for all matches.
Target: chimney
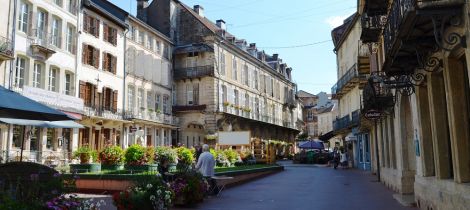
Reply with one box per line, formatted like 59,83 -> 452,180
137,0 -> 150,22
249,43 -> 256,49
216,19 -> 226,30
273,54 -> 279,60
194,5 -> 204,18
248,43 -> 257,57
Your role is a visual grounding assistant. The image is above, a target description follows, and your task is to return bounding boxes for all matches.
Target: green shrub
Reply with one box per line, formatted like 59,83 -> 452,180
99,146 -> 124,165
176,147 -> 195,171
224,149 -> 239,165
155,146 -> 178,165
145,147 -> 155,164
73,146 -> 96,164
125,144 -> 147,165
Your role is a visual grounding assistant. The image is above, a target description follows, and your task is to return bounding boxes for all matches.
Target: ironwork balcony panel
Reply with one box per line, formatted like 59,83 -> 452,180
360,14 -> 385,43
28,29 -> 56,58
364,0 -> 388,15
174,65 -> 214,80
331,65 -> 368,98
333,115 -> 351,132
0,36 -> 14,60
173,105 -> 207,112
84,106 -> 123,120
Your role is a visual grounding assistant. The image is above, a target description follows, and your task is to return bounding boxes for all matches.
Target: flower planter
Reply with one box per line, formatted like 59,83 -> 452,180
101,164 -> 124,171
70,163 -> 101,173
124,164 -> 159,172
168,163 -> 177,172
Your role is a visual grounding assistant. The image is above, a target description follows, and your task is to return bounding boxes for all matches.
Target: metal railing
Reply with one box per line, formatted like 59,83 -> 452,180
29,29 -> 54,50
124,109 -> 179,126
0,150 -> 75,166
383,0 -> 416,56
0,36 -> 14,58
84,106 -> 124,120
331,64 -> 367,95
333,114 -> 351,131
174,65 -> 214,80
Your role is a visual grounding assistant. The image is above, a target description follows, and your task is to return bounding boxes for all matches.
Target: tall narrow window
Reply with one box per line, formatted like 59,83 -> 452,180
54,0 -> 63,7
193,84 -> 199,105
18,1 -> 29,33
66,25 -> 75,53
68,0 -> 77,15
65,73 -> 72,95
36,10 -> 47,40
186,84 -> 193,105
155,94 -> 161,112
48,67 -> 57,92
220,52 -> 225,75
33,63 -> 42,88
128,86 -> 135,111
15,57 -> 26,88
232,56 -> 237,80
222,85 -> 227,103
147,36 -> 153,51
51,17 -> 61,47
137,89 -> 144,109
254,70 -> 258,89
243,65 -> 248,85
138,31 -> 144,44
156,41 -> 161,54
163,95 -> 169,114
255,97 -> 259,119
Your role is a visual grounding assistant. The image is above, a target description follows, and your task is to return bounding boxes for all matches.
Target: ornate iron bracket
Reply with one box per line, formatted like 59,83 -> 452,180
422,10 -> 467,51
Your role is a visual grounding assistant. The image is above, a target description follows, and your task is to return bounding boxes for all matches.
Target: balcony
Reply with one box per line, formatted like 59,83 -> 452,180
357,41 -> 371,74
28,29 -> 56,59
363,0 -> 388,15
284,96 -> 296,109
382,0 -> 464,74
84,106 -> 124,120
331,65 -> 368,98
333,110 -> 361,133
124,109 -> 179,126
0,36 -> 14,61
362,75 -> 395,112
173,105 -> 207,112
174,65 -> 214,80
360,14 -> 385,43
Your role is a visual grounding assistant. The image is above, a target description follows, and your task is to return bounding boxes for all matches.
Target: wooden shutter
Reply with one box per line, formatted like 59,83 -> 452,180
111,55 -> 117,74
93,85 -> 100,108
113,90 -> 118,112
79,80 -> 86,99
93,48 -> 99,69
103,23 -> 108,42
94,18 -> 99,37
102,52 -> 108,71
82,44 -> 87,64
102,87 -> 107,109
83,14 -> 89,32
112,28 -> 117,45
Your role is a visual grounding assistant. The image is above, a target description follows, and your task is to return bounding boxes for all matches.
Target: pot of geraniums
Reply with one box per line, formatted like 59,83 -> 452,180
124,144 -> 158,172
175,147 -> 195,172
170,170 -> 209,206
71,146 -> 100,173
155,146 -> 178,174
99,145 -> 124,171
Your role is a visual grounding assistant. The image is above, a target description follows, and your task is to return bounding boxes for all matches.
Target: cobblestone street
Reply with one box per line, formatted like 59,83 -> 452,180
179,162 -> 415,210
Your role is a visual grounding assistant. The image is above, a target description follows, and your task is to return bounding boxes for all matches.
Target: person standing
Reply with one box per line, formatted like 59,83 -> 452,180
195,144 -> 215,177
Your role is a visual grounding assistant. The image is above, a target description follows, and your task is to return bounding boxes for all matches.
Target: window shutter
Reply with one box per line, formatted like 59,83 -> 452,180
102,87 -> 107,109
82,44 -> 87,64
94,19 -> 100,37
93,48 -> 99,69
112,55 -> 117,74
79,80 -> 86,99
113,90 -> 118,112
83,14 -> 89,32
102,52 -> 107,71
112,28 -> 117,45
93,85 -> 99,108
103,23 -> 108,42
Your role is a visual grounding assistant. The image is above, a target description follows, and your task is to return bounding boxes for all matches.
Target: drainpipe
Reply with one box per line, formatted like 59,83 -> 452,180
374,119 -> 381,182
123,28 -> 129,149
8,0 -> 18,89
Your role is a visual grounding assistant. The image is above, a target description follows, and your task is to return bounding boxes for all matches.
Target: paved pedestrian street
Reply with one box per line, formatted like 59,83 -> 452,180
181,162 -> 414,210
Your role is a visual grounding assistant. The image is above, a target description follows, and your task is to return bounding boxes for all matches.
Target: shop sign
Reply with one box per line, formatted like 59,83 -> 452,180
364,110 -> 384,120
23,86 -> 84,112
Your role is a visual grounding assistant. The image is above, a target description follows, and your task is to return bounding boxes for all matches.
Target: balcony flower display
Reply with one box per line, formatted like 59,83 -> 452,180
99,145 -> 124,171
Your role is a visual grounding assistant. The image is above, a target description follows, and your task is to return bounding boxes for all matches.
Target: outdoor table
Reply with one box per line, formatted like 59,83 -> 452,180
210,176 -> 234,197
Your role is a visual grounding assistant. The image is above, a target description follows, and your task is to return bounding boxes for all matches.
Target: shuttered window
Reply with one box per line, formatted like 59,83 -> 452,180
102,52 -> 116,74
82,44 -> 99,68
83,13 -> 99,37
103,23 -> 117,45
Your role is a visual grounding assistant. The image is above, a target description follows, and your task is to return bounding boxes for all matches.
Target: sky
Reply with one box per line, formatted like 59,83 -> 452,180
109,0 -> 357,95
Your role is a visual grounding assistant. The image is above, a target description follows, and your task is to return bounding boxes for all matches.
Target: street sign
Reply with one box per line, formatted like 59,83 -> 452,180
364,110 -> 384,120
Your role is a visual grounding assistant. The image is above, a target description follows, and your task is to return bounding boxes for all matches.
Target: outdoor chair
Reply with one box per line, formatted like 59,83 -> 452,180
210,176 -> 234,197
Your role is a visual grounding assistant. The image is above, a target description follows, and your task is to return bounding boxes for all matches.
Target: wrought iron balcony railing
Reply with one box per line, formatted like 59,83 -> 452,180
124,109 -> 179,125
174,65 -> 214,80
84,106 -> 124,120
331,64 -> 367,97
383,0 -> 416,58
173,105 -> 207,112
0,36 -> 14,60
333,115 -> 350,131
360,14 -> 386,43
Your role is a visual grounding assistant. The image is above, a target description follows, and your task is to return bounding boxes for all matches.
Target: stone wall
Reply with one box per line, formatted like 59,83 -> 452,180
414,176 -> 470,210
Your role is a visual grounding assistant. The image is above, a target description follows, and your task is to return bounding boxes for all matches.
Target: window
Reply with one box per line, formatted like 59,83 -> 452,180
83,13 -> 99,37
156,41 -> 161,54
103,87 -> 113,111
254,70 -> 258,89
220,52 -> 225,75
14,57 -> 26,88
48,67 -> 58,92
102,52 -> 116,73
234,89 -> 239,106
163,95 -> 169,114
82,44 -> 99,68
222,85 -> 227,103
67,0 -> 77,15
147,91 -> 153,110
33,63 -> 42,88
186,84 -> 193,105
271,78 -> 274,97
79,81 -> 93,107
46,128 -> 54,149
12,125 -> 24,148
36,10 -> 47,39
54,0 -> 63,7
163,44 -> 169,59
243,65 -> 248,85
30,127 -> 40,151
232,56 -> 237,80
155,94 -> 161,112
129,25 -> 136,40
193,84 -> 199,105
103,23 -> 117,45
65,73 -> 72,95
128,86 -> 135,110
51,17 -> 61,47
147,36 -> 153,51
137,89 -> 144,109
255,97 -> 259,119
18,1 -> 29,33
138,31 -> 144,44
245,93 -> 249,110
66,25 -> 76,53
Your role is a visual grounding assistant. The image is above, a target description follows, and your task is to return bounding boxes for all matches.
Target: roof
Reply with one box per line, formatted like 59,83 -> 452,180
297,90 -> 317,98
83,0 -> 128,28
317,106 -> 334,114
331,13 -> 358,52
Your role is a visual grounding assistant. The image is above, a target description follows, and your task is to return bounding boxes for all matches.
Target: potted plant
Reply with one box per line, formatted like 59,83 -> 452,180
176,147 -> 195,171
71,146 -> 101,173
99,145 -> 124,171
113,177 -> 174,210
124,144 -> 158,172
155,146 -> 178,173
170,171 -> 209,206
223,101 -> 230,107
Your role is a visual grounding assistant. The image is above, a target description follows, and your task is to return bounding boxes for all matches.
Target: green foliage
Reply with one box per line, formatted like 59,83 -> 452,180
223,149 -> 239,165
176,147 -> 195,165
155,146 -> 178,165
73,146 -> 96,164
99,146 -> 124,165
145,147 -> 155,164
124,144 -> 147,165
113,177 -> 174,210
170,170 -> 208,206
296,132 -> 309,141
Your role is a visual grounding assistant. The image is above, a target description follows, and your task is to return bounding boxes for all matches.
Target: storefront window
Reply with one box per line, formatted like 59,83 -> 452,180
30,127 -> 40,151
47,129 -> 55,150
12,125 -> 24,148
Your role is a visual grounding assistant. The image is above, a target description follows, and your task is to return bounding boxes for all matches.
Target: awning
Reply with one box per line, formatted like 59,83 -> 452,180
319,130 -> 335,141
0,85 -> 72,121
0,118 -> 84,128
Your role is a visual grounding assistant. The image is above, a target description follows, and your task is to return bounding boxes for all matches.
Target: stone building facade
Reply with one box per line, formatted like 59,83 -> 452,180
358,0 -> 470,209
136,0 -> 302,154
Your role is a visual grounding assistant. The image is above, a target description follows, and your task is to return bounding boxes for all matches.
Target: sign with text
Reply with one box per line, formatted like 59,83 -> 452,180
23,86 -> 84,112
364,110 -> 384,120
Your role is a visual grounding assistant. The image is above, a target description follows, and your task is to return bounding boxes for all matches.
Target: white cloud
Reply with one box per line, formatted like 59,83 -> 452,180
325,14 -> 351,28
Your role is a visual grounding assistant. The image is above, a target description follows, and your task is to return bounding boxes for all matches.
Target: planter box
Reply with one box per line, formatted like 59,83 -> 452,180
101,164 -> 124,171
124,164 -> 158,172
70,163 -> 101,173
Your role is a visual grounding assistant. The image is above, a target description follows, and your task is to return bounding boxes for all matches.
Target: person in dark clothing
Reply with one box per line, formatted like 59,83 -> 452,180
195,144 -> 203,161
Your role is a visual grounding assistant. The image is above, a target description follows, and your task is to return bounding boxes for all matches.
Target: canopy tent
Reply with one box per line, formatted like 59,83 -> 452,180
0,85 -> 72,121
298,140 -> 325,150
0,118 -> 83,128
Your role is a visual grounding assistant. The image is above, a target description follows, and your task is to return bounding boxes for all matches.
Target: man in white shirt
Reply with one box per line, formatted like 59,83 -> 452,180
195,144 -> 215,177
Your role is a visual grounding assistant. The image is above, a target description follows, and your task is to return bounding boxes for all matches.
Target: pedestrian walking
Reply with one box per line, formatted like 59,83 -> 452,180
340,149 -> 348,169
